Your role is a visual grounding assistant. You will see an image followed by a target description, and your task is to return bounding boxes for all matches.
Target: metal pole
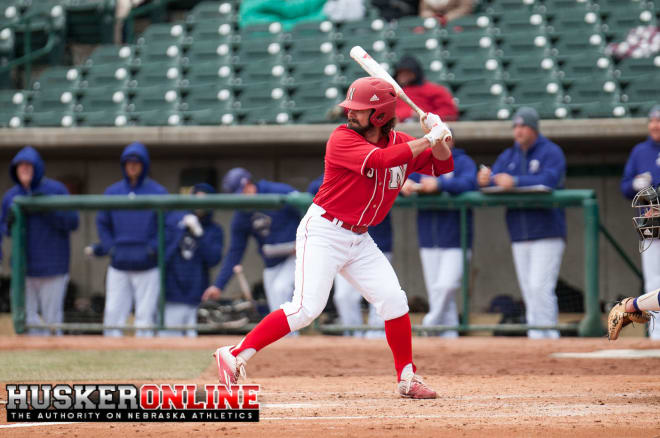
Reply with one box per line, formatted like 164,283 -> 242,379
10,204 -> 26,334
157,210 -> 166,330
460,206 -> 469,331
599,223 -> 644,295
578,198 -> 605,337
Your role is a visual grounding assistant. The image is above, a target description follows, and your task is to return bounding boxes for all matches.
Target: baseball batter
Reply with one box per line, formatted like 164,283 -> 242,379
214,77 -> 453,399
608,184 -> 660,339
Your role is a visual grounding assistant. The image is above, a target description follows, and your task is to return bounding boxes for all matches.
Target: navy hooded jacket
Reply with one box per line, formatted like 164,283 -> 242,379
213,180 -> 300,290
490,134 -> 566,242
95,142 -> 168,271
307,174 -> 392,252
408,148 -> 476,248
165,211 -> 224,306
621,136 -> 660,199
0,146 -> 79,276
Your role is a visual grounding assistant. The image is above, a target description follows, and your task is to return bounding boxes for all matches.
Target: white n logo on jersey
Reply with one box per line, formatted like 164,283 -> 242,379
388,164 -> 407,189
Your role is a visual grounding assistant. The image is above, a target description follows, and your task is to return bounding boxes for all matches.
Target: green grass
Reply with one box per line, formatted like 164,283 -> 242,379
0,350 -> 212,381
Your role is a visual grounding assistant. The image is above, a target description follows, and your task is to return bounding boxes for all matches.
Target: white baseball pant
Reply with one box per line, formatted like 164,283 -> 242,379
160,302 -> 198,337
263,255 -> 296,312
103,266 -> 160,337
641,239 -> 660,339
24,274 -> 69,336
333,252 -> 391,337
511,237 -> 565,339
281,204 -> 409,332
420,247 -> 470,338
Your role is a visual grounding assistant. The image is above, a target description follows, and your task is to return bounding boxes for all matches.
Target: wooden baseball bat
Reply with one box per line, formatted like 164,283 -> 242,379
232,265 -> 254,302
349,45 -> 452,143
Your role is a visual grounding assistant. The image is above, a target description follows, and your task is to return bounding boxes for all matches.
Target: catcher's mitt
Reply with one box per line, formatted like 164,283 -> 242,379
607,297 -> 651,340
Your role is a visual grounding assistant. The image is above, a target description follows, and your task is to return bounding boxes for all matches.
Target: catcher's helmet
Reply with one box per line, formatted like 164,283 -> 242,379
632,185 -> 660,252
339,77 -> 397,127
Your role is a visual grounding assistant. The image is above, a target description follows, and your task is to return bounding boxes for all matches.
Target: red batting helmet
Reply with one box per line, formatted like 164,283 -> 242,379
339,77 -> 397,127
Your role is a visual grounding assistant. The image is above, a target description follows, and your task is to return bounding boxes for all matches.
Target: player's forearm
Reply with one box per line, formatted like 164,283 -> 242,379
214,244 -> 245,289
365,142 -> 414,169
632,288 -> 660,312
409,137 -> 433,158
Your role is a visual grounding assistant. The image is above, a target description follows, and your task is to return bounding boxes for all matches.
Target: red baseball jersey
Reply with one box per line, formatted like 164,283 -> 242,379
314,125 -> 454,226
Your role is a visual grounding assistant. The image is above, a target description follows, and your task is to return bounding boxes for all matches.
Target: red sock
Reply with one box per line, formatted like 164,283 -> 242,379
385,313 -> 416,381
231,309 -> 291,357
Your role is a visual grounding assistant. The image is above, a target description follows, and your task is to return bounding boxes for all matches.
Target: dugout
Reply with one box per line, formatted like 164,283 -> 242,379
0,117 -> 649,332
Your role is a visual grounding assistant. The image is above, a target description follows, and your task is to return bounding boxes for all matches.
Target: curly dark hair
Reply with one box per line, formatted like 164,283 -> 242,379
380,117 -> 396,138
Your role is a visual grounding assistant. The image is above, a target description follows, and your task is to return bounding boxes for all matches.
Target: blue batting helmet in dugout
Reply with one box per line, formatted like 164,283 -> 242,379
192,182 -> 216,194
222,167 -> 252,193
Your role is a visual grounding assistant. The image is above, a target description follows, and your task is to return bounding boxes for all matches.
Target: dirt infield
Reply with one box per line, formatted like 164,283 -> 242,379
2,335 -> 660,437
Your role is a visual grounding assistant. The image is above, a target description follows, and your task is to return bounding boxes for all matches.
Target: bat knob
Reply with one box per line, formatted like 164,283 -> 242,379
233,265 -> 243,274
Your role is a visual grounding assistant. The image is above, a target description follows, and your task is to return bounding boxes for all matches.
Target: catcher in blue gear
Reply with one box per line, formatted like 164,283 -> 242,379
607,184 -> 660,340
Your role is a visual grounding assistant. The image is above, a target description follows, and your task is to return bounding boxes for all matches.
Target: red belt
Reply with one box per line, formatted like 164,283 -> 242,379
321,212 -> 369,234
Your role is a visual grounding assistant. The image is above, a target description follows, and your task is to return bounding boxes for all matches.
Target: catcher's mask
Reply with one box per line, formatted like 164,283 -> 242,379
632,185 -> 660,252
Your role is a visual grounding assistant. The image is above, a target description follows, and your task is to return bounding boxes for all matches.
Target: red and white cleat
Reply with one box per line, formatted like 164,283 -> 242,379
213,346 -> 246,387
397,373 -> 437,399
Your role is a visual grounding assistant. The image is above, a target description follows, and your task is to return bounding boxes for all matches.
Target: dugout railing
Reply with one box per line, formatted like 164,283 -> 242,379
9,189 -> 605,337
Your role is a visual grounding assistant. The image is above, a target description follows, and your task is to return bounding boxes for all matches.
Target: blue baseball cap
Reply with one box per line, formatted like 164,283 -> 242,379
222,167 -> 252,194
192,182 -> 216,194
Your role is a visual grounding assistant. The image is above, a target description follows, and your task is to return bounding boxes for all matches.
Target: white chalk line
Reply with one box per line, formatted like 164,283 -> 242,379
0,422 -> 75,429
551,349 -> 660,359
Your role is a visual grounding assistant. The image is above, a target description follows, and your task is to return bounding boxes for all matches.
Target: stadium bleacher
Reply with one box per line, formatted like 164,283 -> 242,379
0,0 -> 658,127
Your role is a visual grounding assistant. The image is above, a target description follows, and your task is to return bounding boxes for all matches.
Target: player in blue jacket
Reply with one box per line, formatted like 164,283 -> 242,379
203,168 -> 300,314
308,174 -> 389,337
477,107 -> 566,339
0,146 -> 79,335
161,183 -> 224,337
620,104 -> 660,338
92,142 -> 168,337
401,137 -> 476,337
